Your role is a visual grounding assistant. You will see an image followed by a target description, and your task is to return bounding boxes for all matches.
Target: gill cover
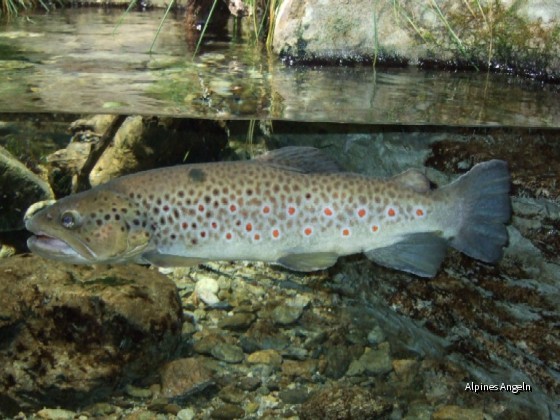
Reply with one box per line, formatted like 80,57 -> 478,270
25,188 -> 153,264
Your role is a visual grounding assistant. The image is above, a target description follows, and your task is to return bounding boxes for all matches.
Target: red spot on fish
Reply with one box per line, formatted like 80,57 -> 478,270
163,205 -> 170,212
229,204 -> 237,213
254,233 -> 261,241
198,204 -> 205,212
304,227 -> 313,236
211,221 -> 218,229
246,223 -> 253,232
200,231 -> 207,238
357,208 -> 366,218
272,229 -> 280,239
263,206 -> 271,214
387,208 -> 396,217
342,228 -> 350,237
416,208 -> 424,217
372,225 -> 379,233
182,222 -> 188,230
324,208 -> 333,217
288,206 -> 296,216
225,232 -> 232,240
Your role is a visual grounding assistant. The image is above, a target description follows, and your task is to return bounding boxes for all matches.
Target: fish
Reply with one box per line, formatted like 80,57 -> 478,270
25,147 -> 511,277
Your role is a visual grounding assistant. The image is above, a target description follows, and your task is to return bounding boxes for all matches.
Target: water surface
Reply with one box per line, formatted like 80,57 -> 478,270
0,9 -> 558,127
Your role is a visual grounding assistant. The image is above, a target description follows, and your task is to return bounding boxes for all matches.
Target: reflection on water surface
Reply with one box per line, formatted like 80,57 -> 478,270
0,9 -> 558,126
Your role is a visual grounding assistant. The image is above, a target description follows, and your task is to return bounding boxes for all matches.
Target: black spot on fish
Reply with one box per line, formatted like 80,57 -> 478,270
191,238 -> 198,245
204,195 -> 211,204
173,209 -> 180,219
188,168 -> 206,183
96,219 -> 103,226
178,190 -> 185,198
115,214 -> 121,221
104,214 -> 110,221
133,219 -> 140,226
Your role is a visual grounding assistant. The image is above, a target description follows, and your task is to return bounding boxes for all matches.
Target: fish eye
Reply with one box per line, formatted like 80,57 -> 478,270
60,210 -> 81,230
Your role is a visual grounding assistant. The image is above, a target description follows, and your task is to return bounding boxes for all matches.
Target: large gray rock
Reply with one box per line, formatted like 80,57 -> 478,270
0,145 -> 53,231
0,255 -> 182,416
273,0 -> 560,76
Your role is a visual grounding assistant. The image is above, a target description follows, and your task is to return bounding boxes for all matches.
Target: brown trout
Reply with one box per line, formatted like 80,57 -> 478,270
25,147 -> 511,277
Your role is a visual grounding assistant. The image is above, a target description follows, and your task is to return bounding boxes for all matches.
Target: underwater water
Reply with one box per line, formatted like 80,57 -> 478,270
0,7 -> 559,420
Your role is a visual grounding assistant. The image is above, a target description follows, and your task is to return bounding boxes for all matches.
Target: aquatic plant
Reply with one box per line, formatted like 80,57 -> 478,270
1,0 -> 49,18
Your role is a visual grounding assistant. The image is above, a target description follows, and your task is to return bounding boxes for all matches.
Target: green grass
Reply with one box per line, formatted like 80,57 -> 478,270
391,0 -> 559,72
1,0 -> 49,18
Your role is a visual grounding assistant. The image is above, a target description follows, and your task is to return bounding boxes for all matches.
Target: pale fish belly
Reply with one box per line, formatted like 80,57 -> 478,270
121,162 -> 439,266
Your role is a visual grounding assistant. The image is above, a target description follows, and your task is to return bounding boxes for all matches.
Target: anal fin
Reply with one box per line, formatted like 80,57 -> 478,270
277,252 -> 339,272
141,251 -> 206,268
365,233 -> 448,278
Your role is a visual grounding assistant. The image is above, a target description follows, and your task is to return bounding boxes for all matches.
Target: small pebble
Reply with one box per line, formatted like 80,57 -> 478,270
272,305 -> 303,325
210,343 -> 245,363
36,408 -> 77,419
247,349 -> 283,368
218,312 -> 256,331
210,404 -> 245,419
195,276 -> 220,305
176,408 -> 196,420
279,387 -> 310,404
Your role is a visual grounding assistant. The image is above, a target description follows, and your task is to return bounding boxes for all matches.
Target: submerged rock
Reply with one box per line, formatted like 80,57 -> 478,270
0,255 -> 182,417
159,357 -> 214,400
89,116 -> 228,187
46,116 -> 228,194
0,145 -> 53,231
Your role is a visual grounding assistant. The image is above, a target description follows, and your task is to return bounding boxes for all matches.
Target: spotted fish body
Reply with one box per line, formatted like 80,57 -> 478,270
26,147 -> 511,277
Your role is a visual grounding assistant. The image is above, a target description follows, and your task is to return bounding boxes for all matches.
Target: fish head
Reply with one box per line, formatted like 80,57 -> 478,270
25,188 -> 152,264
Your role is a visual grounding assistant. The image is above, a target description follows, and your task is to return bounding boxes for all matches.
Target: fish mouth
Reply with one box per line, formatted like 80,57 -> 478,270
27,231 -> 93,264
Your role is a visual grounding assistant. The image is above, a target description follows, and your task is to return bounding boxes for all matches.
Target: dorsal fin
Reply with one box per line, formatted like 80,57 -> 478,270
254,147 -> 341,173
390,169 -> 431,193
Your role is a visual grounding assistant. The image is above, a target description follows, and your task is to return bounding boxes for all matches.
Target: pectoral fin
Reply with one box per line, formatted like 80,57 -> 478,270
141,251 -> 206,268
277,252 -> 339,271
365,233 -> 447,277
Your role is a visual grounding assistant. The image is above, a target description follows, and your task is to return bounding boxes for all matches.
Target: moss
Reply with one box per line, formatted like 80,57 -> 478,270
395,0 -> 559,78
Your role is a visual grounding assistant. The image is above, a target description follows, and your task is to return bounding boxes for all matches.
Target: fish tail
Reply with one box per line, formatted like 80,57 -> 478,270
443,160 -> 511,263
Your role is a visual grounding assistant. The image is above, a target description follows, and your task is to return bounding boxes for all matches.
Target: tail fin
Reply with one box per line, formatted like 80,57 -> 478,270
443,160 -> 511,263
